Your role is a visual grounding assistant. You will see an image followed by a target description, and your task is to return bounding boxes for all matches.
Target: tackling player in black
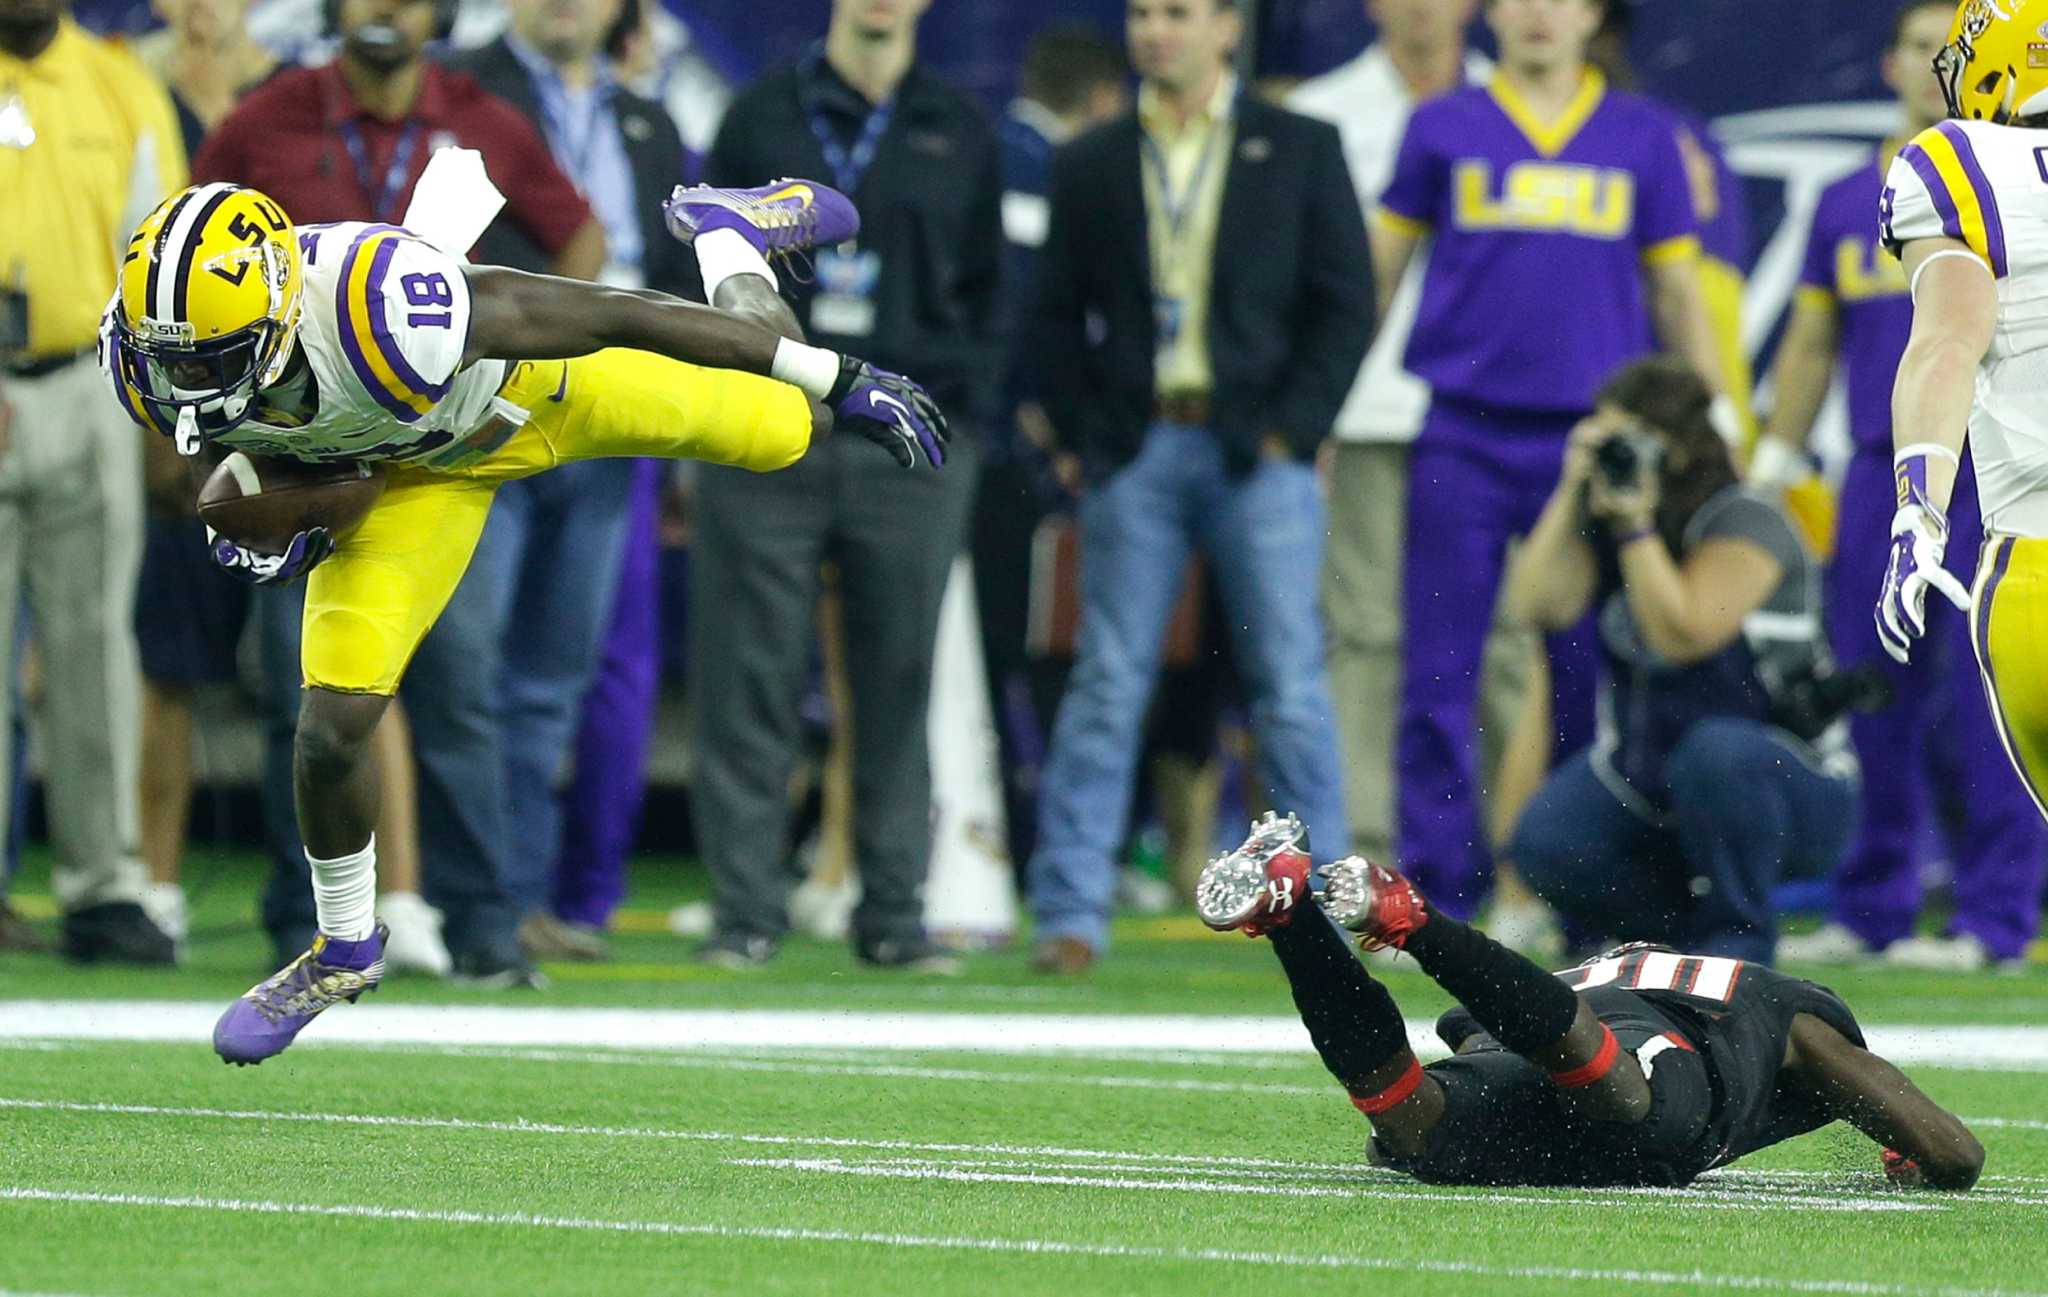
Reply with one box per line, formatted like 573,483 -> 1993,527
1198,814 -> 1984,1190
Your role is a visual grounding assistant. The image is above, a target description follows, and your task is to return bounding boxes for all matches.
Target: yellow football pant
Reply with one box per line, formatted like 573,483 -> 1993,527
300,348 -> 813,694
1970,534 -> 2048,821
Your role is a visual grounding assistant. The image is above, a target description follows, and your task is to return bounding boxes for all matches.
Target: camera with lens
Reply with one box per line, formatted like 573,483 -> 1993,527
1768,664 -> 1896,743
1594,425 -> 1666,491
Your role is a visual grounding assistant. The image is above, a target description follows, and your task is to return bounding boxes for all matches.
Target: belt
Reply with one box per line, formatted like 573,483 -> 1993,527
2,346 -> 94,380
1153,391 -> 1212,426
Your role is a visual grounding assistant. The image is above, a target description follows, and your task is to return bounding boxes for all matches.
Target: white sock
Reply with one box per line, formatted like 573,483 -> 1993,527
309,835 -> 378,941
695,225 -> 779,300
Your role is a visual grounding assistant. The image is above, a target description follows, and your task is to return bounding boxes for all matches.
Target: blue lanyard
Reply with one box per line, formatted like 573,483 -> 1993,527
807,99 -> 894,195
803,51 -> 895,196
339,120 -> 422,224
1140,123 -> 1223,249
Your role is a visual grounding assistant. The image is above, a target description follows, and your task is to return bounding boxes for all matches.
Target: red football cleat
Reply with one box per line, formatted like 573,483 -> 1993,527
1319,856 -> 1429,951
1196,812 -> 1313,937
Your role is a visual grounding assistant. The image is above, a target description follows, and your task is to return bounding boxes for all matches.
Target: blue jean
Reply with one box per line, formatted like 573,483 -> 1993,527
1029,423 -> 1349,951
469,460 -> 635,918
1511,718 -> 1859,963
258,517 -> 520,960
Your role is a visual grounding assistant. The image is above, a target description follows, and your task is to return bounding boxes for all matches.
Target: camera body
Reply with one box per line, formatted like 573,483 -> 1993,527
1595,425 -> 1666,491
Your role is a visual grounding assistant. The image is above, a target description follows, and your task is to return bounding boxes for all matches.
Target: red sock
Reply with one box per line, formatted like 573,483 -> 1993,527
1548,1024 -> 1620,1089
1349,1056 -> 1425,1115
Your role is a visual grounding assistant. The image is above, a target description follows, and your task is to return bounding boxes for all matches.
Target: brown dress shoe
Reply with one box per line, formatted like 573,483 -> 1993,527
0,901 -> 50,953
1029,935 -> 1095,975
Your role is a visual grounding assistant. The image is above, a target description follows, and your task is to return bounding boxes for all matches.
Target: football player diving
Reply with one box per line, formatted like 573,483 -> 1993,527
99,166 -> 948,1064
1199,814 -> 1985,1190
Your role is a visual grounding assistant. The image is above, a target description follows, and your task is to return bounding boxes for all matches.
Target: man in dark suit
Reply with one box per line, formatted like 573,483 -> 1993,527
1027,0 -> 1373,974
445,0 -> 692,963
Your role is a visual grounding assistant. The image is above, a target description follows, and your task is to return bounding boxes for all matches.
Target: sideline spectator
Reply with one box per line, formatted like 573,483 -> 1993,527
1027,0 -> 1370,973
0,0 -> 184,963
687,0 -> 996,971
450,0 -> 693,962
1373,0 -> 1724,918
974,21 -> 1127,871
1287,0 -> 1487,866
1505,358 -> 1858,963
1758,0 -> 2046,971
194,0 -> 603,981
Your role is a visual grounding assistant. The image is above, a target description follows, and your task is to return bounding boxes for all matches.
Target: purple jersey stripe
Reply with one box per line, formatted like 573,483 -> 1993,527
362,235 -> 453,400
1900,143 -> 1966,245
1936,122 -> 2009,277
335,229 -> 423,424
1968,537 -> 2048,812
1974,535 -> 2015,718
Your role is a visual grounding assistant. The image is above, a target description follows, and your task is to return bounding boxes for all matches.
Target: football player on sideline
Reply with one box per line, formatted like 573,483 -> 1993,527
1200,814 -> 1984,1189
100,169 -> 948,1063
1880,0 -> 2048,877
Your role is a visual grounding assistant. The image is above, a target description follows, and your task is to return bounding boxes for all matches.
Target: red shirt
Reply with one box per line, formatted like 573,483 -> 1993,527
194,61 -> 591,256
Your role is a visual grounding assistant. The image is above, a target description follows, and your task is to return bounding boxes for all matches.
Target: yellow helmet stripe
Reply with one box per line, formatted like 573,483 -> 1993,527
336,228 -> 438,422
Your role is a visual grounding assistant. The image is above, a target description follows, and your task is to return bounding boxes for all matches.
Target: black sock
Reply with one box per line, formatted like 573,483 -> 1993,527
1402,911 -> 1578,1057
1268,903 -> 1411,1092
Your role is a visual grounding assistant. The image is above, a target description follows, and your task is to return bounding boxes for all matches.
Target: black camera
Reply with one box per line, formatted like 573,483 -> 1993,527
1768,664 -> 1896,743
1594,426 -> 1665,490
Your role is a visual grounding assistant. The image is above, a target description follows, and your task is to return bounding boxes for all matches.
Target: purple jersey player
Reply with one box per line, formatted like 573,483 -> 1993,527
1369,0 -> 1725,916
1758,0 -> 2045,972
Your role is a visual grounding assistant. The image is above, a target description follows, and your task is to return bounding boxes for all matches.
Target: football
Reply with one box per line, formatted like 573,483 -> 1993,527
196,452 -> 386,552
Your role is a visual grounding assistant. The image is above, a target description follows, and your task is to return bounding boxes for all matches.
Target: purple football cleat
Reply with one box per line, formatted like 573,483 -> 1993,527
213,924 -> 388,1066
662,178 -> 860,255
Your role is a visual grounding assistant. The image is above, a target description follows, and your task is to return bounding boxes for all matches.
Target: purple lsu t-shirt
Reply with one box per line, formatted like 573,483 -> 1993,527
1799,157 -> 1911,453
1381,76 -> 1699,415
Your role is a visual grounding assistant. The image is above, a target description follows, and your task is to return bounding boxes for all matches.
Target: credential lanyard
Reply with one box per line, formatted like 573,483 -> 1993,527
1141,123 -> 1223,261
805,77 -> 895,196
340,120 -> 423,225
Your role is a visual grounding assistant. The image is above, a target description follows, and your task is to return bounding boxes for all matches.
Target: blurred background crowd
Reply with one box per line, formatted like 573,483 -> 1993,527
3,0 -> 2045,986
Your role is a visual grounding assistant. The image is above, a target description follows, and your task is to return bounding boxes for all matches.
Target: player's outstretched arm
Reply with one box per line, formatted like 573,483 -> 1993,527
461,266 -> 948,469
1782,1013 -> 1984,1191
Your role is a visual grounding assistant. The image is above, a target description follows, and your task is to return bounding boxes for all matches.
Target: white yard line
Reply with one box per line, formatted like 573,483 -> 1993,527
9,1096 -> 2043,1207
724,1156 -> 1944,1213
5,1000 -> 2048,1070
0,1097 -> 1357,1171
0,1185 -> 2036,1297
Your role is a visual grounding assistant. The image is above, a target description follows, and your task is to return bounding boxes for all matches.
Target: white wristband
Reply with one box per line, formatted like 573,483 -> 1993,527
1708,394 -> 1744,448
1747,436 -> 1804,491
771,337 -> 842,403
1894,442 -> 1961,468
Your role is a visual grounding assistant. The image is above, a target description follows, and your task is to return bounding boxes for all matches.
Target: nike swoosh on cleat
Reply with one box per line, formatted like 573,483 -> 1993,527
757,182 -> 814,209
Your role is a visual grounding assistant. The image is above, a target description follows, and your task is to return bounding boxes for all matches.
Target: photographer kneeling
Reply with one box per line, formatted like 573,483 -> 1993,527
1505,358 -> 1861,964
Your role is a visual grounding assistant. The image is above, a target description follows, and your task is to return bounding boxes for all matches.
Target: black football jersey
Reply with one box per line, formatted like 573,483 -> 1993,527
1553,948 -> 1867,1167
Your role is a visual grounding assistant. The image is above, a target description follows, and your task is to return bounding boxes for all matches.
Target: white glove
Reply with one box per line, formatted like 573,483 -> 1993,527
1874,502 -> 1971,664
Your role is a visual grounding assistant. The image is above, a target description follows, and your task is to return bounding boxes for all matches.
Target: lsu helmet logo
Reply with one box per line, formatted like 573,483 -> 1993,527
110,184 -> 304,442
1936,0 -> 2048,123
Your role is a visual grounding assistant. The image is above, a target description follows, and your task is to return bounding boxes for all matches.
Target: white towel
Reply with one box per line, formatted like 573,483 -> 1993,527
401,147 -> 506,255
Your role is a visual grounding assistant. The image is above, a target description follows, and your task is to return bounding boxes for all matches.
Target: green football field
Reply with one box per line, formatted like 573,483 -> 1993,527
4,849 -> 2046,1297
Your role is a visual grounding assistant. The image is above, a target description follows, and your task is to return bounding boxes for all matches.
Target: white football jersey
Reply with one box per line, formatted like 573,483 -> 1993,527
214,221 -> 513,466
1884,119 -> 2048,535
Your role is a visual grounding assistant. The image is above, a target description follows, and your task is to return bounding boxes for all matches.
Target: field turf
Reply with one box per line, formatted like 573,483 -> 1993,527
3,848 -> 2046,1297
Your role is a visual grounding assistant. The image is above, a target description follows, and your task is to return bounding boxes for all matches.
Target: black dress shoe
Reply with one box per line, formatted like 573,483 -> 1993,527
62,902 -> 176,966
453,944 -> 547,989
0,901 -> 50,954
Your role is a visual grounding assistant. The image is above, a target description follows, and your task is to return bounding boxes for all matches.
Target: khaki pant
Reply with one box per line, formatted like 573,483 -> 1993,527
0,354 -> 147,911
1322,441 -> 1535,861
